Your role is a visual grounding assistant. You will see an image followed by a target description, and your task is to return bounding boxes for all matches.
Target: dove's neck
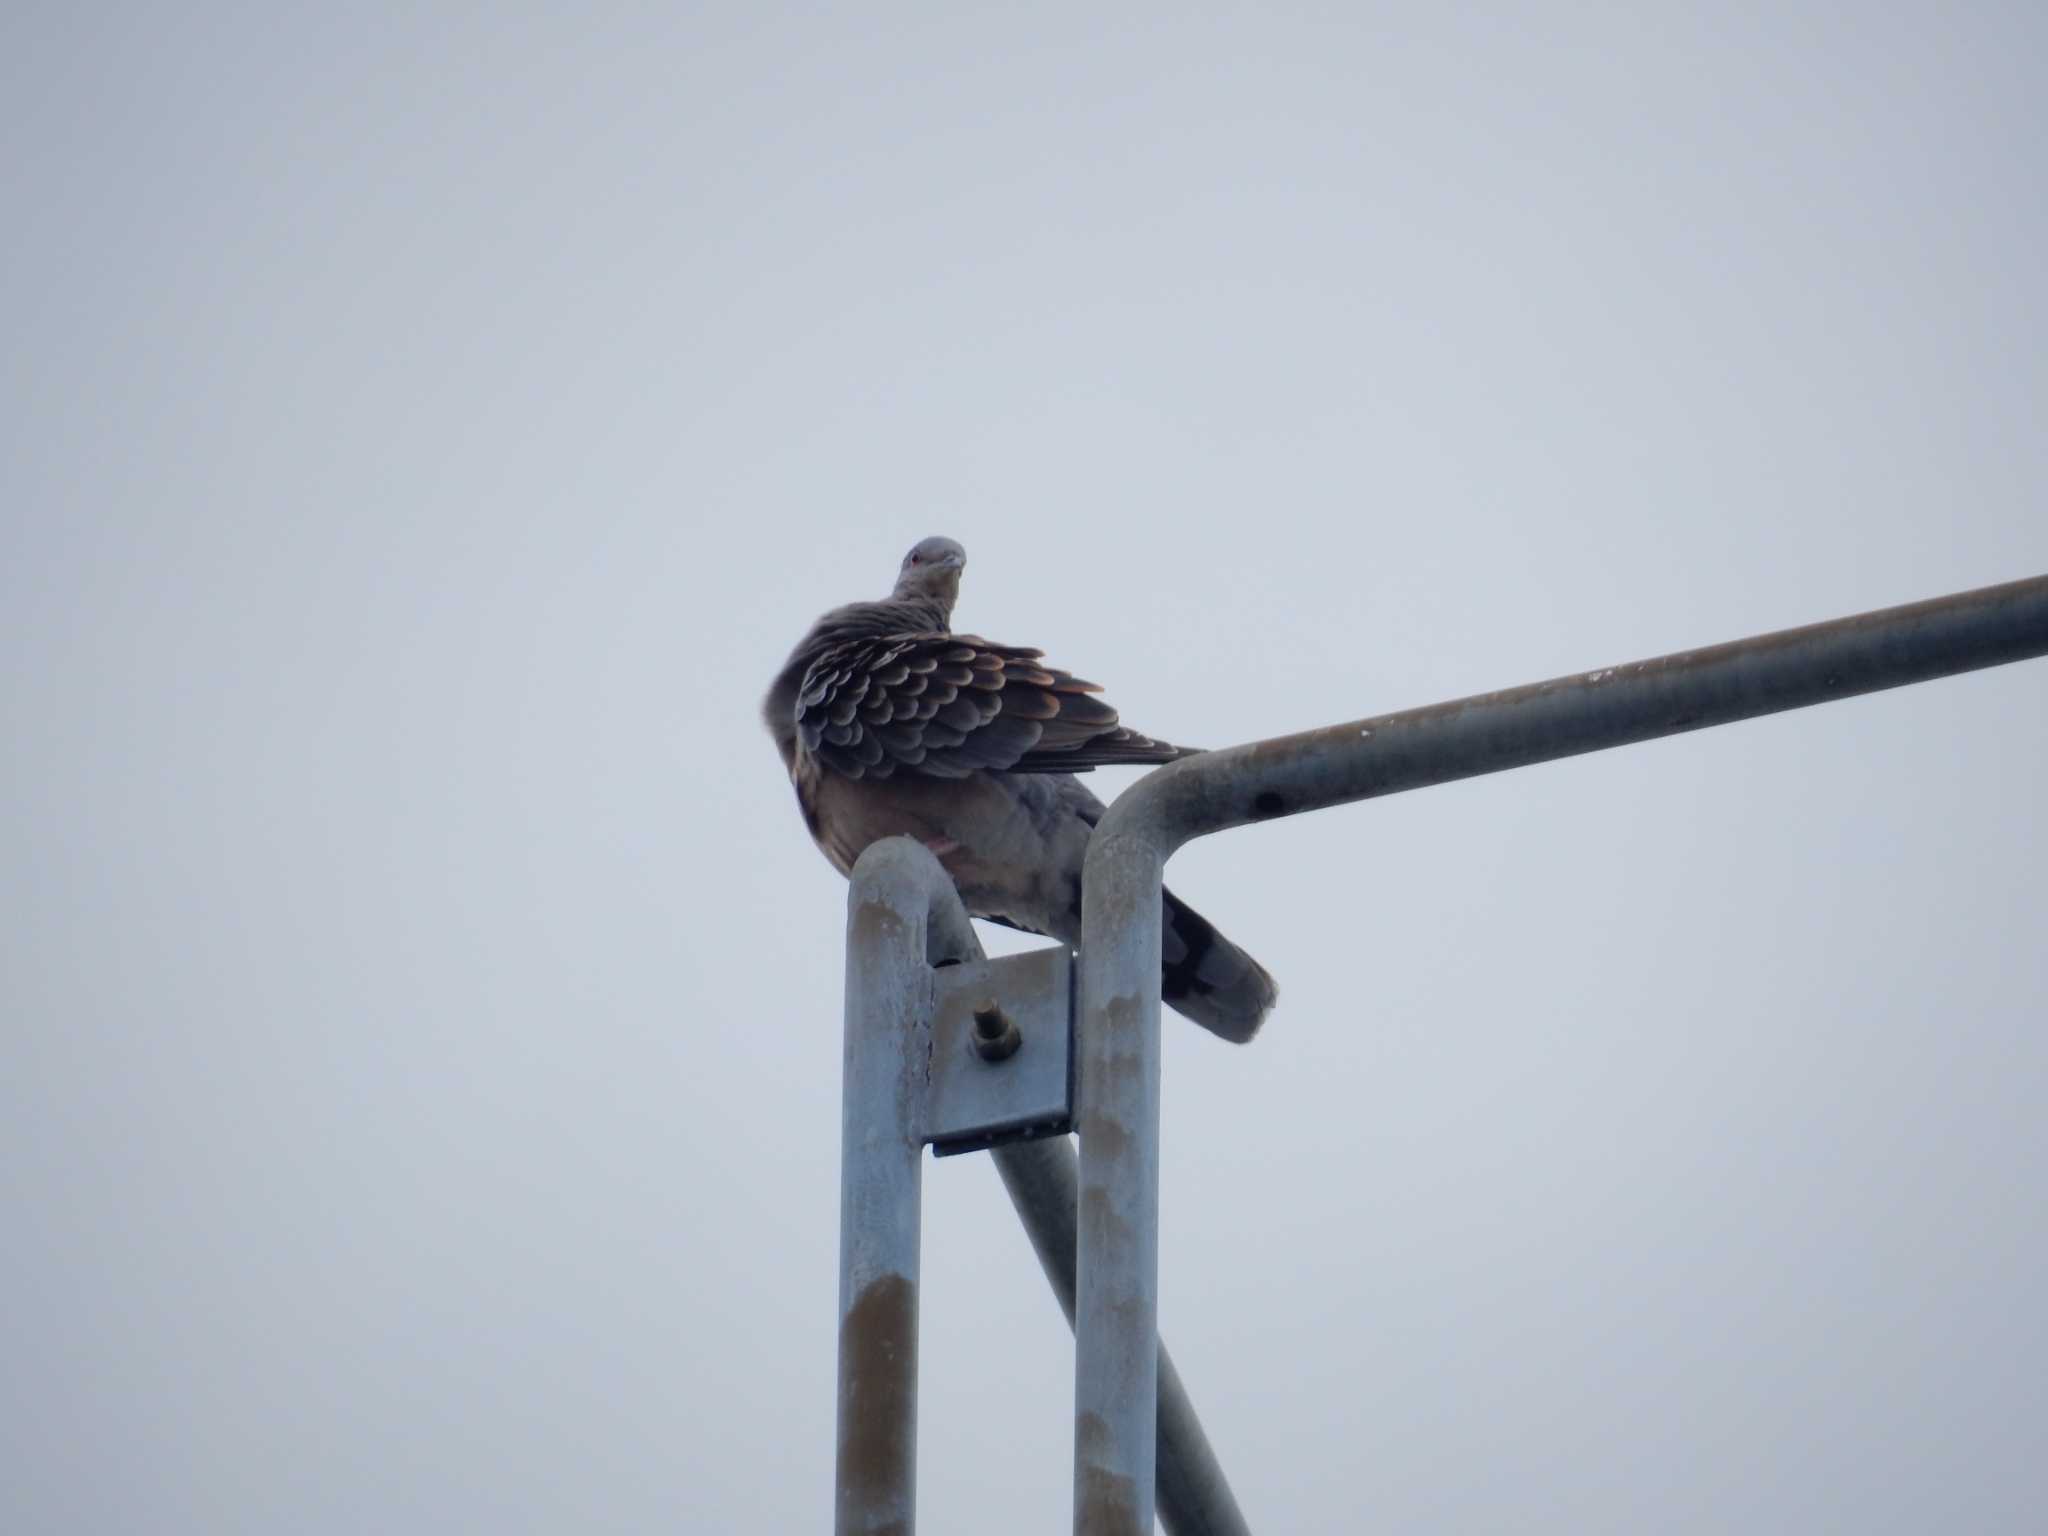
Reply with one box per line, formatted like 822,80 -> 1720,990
889,566 -> 961,616
875,593 -> 954,633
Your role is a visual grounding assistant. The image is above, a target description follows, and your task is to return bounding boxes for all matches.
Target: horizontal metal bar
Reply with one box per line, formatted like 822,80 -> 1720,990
1113,572 -> 2048,853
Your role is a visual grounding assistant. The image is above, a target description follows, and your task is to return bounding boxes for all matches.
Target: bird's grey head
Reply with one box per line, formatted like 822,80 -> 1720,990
891,536 -> 966,607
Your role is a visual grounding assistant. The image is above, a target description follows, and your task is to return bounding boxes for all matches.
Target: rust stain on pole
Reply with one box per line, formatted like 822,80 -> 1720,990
1076,1410 -> 1141,1535
836,1272 -> 917,1535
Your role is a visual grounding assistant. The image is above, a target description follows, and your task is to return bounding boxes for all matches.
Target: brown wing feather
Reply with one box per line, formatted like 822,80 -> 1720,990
795,632 -> 1196,780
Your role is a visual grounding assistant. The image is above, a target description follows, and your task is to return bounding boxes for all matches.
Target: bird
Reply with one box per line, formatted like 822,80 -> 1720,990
763,535 -> 1277,1042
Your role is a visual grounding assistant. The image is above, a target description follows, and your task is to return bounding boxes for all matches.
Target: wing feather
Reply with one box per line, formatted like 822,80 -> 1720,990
796,631 -> 1197,780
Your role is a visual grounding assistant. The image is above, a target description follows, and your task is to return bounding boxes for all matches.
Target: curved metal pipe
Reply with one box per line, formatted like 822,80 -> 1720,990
1071,573 -> 2048,1534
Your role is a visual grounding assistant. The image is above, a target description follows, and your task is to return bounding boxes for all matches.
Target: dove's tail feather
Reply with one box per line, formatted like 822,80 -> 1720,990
1160,887 -> 1278,1044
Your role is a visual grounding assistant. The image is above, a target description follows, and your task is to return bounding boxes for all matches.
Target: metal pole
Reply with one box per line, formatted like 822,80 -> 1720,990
994,1136 -> 1251,1536
841,838 -> 1256,1533
1071,573 -> 2048,1535
1102,573 -> 2048,850
836,840 -> 978,1536
1073,840 -> 1168,1536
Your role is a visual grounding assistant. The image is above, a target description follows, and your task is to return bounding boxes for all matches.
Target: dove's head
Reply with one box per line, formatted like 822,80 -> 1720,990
892,535 -> 966,610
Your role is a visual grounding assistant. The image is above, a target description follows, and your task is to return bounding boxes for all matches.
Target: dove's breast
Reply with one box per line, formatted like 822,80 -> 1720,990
794,758 -> 1097,940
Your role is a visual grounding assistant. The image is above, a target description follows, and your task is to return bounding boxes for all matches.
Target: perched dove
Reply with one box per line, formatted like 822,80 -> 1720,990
763,536 -> 1277,1042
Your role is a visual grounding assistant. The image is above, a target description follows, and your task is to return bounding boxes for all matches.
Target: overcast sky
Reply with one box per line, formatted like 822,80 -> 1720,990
5,5 -> 2045,1533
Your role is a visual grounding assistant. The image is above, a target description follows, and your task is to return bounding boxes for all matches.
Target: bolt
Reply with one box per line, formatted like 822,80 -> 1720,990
971,1000 -> 1022,1062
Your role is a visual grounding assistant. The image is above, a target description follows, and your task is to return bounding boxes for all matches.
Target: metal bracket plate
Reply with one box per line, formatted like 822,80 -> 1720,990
925,946 -> 1073,1157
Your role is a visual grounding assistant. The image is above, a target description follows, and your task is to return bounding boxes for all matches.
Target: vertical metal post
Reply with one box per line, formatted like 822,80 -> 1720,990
837,841 -> 986,1534
837,844 -> 948,1535
1074,835 -> 1168,1536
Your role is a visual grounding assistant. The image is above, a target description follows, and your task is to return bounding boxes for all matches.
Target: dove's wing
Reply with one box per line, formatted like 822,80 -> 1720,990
795,631 -> 1196,781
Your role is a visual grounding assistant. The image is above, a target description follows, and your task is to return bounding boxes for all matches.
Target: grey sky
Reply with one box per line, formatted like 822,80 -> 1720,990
4,5 -> 2044,1533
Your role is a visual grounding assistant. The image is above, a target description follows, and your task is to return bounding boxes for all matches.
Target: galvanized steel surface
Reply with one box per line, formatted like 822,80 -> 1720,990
1070,573 -> 2048,1536
927,947 -> 1074,1156
836,841 -> 977,1536
841,839 -> 1253,1535
1107,573 -> 2048,853
1073,841 -> 1170,1536
994,1137 -> 1251,1536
